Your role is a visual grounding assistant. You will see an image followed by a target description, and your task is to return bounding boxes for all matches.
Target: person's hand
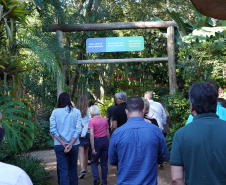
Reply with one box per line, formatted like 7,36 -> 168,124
92,148 -> 97,155
61,141 -> 68,148
64,144 -> 72,153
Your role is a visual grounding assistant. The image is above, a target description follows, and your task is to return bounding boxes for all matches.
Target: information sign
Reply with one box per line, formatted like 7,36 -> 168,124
86,36 -> 144,53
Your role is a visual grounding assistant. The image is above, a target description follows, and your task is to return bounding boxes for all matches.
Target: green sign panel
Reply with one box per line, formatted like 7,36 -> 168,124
125,36 -> 144,51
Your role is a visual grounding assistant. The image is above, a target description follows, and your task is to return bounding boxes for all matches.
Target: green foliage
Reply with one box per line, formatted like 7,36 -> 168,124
177,35 -> 226,93
33,121 -> 53,149
105,75 -> 169,100
162,91 -> 190,155
99,98 -> 115,117
2,154 -> 51,185
0,95 -> 34,153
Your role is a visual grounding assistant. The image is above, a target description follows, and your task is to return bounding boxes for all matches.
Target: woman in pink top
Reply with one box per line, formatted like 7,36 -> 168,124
88,105 -> 110,185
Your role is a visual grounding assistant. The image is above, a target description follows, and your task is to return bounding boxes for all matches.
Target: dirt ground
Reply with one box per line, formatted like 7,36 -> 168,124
29,149 -> 171,185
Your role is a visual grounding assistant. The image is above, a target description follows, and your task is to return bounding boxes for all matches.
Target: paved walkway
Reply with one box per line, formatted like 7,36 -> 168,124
30,150 -> 171,185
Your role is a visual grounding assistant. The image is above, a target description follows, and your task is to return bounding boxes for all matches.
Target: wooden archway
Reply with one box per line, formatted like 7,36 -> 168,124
42,21 -> 178,96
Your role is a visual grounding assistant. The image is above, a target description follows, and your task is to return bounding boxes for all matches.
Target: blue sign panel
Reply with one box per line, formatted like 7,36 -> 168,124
106,37 -> 126,52
86,38 -> 106,53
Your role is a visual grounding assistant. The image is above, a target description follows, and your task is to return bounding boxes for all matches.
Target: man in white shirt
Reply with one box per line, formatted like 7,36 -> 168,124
144,91 -> 166,131
0,112 -> 33,185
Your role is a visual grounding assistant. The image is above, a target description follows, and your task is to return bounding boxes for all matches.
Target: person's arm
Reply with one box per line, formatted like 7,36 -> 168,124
158,130 -> 169,164
50,110 -> 60,139
161,105 -> 167,125
107,129 -> 110,143
106,107 -> 111,124
56,136 -> 68,148
171,165 -> 185,185
64,137 -> 77,153
108,133 -> 118,166
73,110 -> 82,139
111,120 -> 117,133
89,128 -> 97,155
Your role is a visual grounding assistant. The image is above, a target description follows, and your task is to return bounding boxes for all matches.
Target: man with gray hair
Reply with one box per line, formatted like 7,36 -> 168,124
112,92 -> 127,133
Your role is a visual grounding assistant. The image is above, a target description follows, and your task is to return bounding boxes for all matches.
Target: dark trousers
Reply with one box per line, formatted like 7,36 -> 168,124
54,145 -> 79,185
91,137 -> 109,185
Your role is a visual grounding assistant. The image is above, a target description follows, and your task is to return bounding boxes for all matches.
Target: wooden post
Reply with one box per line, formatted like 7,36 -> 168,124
56,30 -> 64,98
167,26 -> 177,94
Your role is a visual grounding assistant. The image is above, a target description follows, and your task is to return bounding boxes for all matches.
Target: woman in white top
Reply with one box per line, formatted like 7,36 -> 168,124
50,92 -> 82,185
76,95 -> 91,179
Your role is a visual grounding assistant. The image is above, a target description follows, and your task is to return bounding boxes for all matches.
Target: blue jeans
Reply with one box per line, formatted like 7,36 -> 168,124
91,137 -> 109,185
54,145 -> 79,185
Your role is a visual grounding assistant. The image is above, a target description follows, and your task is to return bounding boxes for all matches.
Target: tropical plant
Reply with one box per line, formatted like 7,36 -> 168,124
0,95 -> 34,152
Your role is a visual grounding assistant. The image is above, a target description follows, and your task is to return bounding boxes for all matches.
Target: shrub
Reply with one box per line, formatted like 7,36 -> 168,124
162,91 -> 190,156
32,121 -> 53,150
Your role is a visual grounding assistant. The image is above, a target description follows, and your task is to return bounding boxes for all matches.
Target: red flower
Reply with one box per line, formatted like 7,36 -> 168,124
223,85 -> 225,88
126,88 -> 128,91
117,76 -> 120,79
121,76 -> 125,79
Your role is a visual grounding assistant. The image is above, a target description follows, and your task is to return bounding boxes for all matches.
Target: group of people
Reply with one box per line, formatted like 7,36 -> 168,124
49,90 -> 170,185
0,80 -> 226,185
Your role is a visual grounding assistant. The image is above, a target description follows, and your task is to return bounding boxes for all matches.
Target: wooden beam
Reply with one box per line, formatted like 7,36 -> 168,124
167,26 -> 177,95
42,21 -> 177,32
67,57 -> 168,65
56,30 -> 64,98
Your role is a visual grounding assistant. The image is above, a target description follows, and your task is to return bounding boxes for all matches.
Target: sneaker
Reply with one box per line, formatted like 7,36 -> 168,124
79,170 -> 86,179
94,179 -> 101,185
86,169 -> 91,174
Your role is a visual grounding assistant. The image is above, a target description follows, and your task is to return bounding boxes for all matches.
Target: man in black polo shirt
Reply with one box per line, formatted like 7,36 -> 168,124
112,92 -> 127,133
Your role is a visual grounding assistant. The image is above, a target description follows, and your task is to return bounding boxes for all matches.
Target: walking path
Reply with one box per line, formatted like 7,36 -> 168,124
30,149 -> 171,185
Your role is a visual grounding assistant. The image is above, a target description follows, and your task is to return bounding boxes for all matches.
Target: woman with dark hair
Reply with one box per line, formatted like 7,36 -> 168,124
76,95 -> 91,179
50,92 -> 82,185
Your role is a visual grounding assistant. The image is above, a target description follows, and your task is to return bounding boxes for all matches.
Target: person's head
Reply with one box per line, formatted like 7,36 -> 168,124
206,80 -> 219,96
125,96 -> 144,118
90,105 -> 101,117
218,98 -> 226,108
89,100 -> 98,107
76,95 -> 88,118
189,82 -> 218,115
142,97 -> 150,115
57,92 -> 73,112
115,92 -> 127,105
144,91 -> 154,100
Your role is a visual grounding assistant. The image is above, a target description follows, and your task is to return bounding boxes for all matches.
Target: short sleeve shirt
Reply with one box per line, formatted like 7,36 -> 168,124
88,116 -> 109,138
170,113 -> 226,185
112,102 -> 127,128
